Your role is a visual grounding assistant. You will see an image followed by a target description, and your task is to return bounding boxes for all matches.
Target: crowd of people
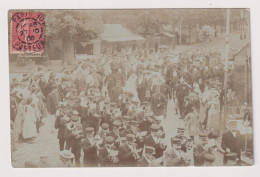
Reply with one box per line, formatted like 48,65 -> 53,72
10,47 -> 252,167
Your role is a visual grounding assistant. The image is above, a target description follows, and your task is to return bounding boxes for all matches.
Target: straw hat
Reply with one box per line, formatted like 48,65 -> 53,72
60,150 -> 74,159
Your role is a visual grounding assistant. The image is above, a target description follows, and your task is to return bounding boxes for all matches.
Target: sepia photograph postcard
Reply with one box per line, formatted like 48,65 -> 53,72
8,8 -> 253,168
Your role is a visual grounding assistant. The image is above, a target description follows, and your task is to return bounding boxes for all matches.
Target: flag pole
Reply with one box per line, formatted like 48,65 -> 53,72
223,9 -> 230,124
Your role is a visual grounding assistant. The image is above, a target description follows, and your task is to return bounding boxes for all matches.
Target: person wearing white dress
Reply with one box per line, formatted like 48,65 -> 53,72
22,98 -> 37,140
123,73 -> 140,104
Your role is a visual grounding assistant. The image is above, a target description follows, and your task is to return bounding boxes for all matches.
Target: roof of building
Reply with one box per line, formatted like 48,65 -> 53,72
100,24 -> 144,42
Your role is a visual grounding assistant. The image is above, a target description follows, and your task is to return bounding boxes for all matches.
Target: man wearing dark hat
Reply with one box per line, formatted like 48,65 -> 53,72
108,120 -> 126,148
118,133 -> 139,167
80,127 -> 98,167
164,138 -> 189,166
193,133 -> 209,166
98,136 -> 119,167
137,146 -> 158,167
221,120 -> 242,165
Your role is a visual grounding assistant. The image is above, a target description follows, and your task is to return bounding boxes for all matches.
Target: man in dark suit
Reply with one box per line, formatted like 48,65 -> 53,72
160,81 -> 171,100
151,85 -> 167,116
46,85 -> 60,134
110,80 -> 123,104
105,72 -> 117,98
176,77 -> 191,117
221,120 -> 242,165
80,127 -> 99,167
98,136 -> 119,167
118,134 -> 139,167
108,120 -> 126,148
64,116 -> 83,167
54,109 -> 70,151
193,133 -> 209,166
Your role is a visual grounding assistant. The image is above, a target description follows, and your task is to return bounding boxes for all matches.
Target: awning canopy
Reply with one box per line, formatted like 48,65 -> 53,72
101,24 -> 144,42
162,31 -> 175,38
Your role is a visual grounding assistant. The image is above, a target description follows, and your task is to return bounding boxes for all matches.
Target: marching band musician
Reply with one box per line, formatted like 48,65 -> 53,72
98,136 -> 119,167
174,126 -> 191,153
54,104 -> 70,151
87,107 -> 100,133
108,120 -> 126,148
118,133 -> 141,167
221,120 -> 242,165
99,123 -> 110,139
164,138 -> 190,166
144,124 -> 166,158
64,113 -> 83,167
137,146 -> 158,167
126,120 -> 145,149
193,133 -> 210,166
80,127 -> 99,167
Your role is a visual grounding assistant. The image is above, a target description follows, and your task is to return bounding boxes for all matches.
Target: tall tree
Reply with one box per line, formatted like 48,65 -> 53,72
45,10 -> 103,64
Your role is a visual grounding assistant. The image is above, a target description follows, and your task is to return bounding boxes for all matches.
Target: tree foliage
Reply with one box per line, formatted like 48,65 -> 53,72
44,9 -> 244,40
45,10 -> 103,41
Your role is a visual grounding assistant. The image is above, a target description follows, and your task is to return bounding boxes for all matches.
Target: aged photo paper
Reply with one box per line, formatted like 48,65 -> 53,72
9,9 -> 253,167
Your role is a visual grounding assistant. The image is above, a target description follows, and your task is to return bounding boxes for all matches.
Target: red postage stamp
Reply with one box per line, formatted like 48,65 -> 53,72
10,12 -> 45,54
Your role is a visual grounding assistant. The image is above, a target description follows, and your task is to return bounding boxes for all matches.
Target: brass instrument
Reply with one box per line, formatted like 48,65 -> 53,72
93,134 -> 103,149
66,122 -> 83,139
108,148 -> 119,163
81,98 -> 90,108
112,108 -> 122,118
122,97 -> 129,104
99,101 -> 109,112
66,122 -> 76,131
60,114 -> 70,125
128,104 -> 137,112
136,131 -> 147,143
106,107 -> 115,115
129,144 -> 142,160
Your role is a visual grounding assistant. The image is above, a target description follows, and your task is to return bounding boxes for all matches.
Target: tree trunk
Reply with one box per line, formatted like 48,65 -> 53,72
145,35 -> 149,58
179,19 -> 182,45
214,24 -> 217,37
62,35 -> 75,65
